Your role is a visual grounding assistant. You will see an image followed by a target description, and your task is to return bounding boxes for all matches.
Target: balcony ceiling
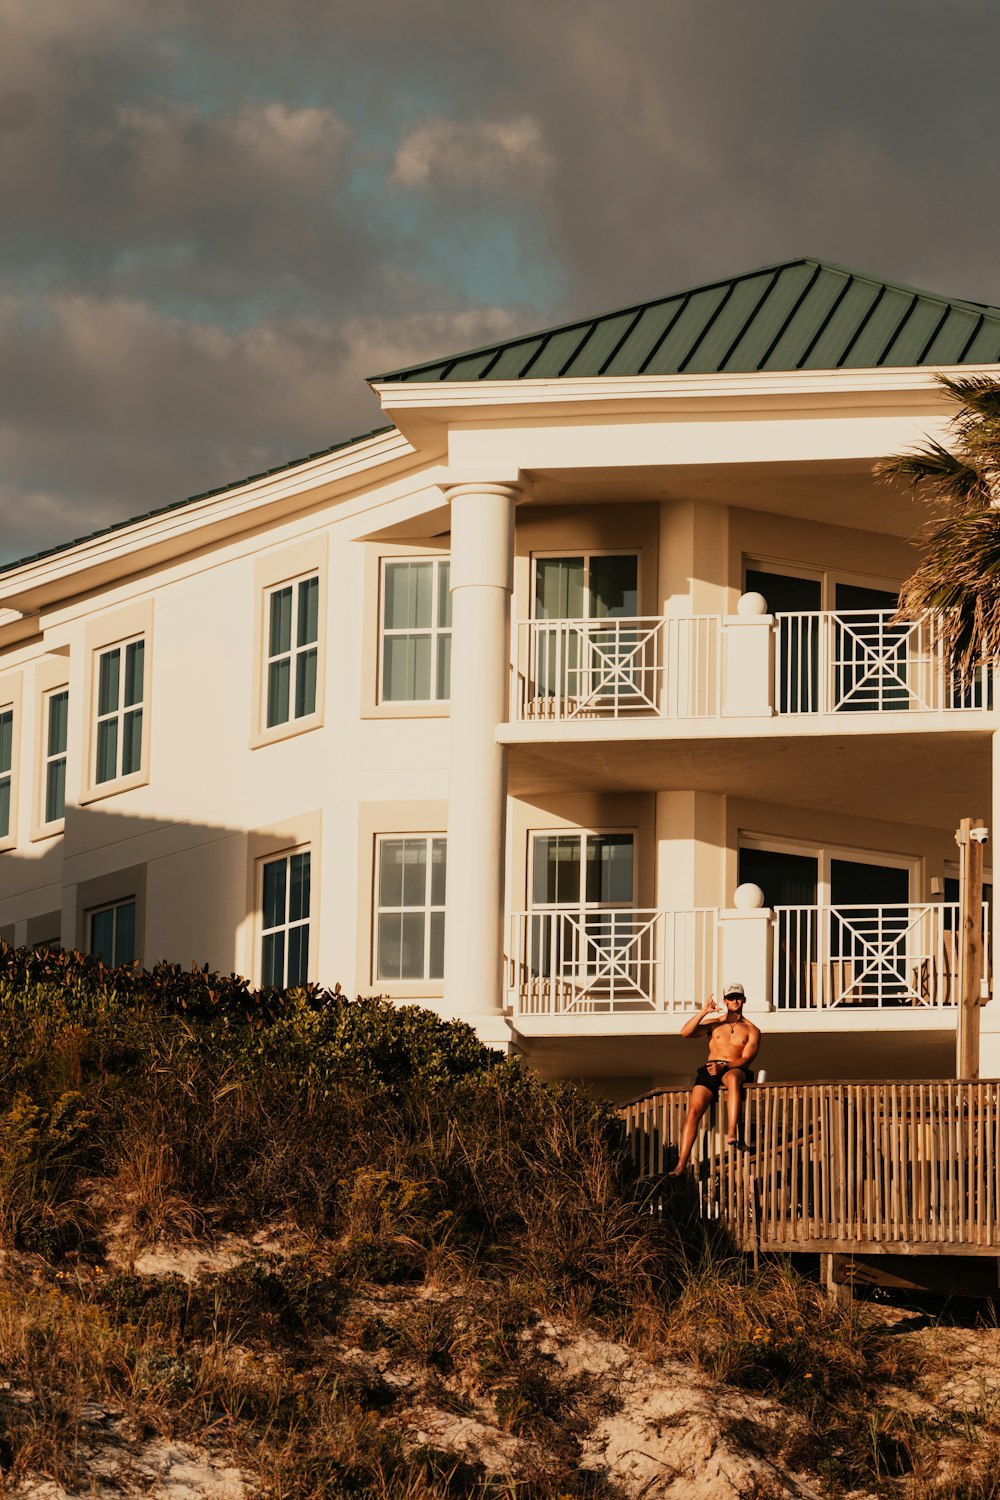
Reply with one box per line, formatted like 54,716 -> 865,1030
505,725 -> 991,831
519,458 -> 918,537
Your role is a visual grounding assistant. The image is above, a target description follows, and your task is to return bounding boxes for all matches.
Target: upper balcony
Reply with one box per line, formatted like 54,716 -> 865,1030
513,604 -> 995,725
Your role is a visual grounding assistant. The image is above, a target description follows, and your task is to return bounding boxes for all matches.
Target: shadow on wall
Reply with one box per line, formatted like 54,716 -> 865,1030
0,800 -> 310,978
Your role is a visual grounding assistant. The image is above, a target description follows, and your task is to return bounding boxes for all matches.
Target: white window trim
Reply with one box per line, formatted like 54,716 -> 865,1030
259,844 -> 313,989
92,634 -> 146,790
262,572 -> 321,732
738,832 -> 918,905
80,601 -> 154,806
742,557 -> 902,612
0,701 -> 14,851
530,550 -> 642,620
39,686 -> 69,835
373,832 -> 447,983
250,539 -> 328,749
88,897 -> 137,967
377,557 -> 453,707
527,827 -> 638,910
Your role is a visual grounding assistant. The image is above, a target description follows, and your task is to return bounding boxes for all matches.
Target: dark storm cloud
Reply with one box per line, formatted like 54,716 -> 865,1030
2,0 -> 1000,564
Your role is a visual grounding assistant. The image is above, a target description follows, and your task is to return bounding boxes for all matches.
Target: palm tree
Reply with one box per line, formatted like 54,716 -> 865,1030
877,375 -> 1000,674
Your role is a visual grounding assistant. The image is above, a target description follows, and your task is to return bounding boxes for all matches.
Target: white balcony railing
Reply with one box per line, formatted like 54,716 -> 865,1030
512,610 -> 993,722
774,610 -> 994,714
514,616 -> 720,720
508,907 -> 718,1015
773,902 -> 988,1009
507,902 -> 987,1018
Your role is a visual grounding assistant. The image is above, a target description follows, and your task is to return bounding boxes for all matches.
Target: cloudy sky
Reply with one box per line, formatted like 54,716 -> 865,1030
2,0 -> 1000,565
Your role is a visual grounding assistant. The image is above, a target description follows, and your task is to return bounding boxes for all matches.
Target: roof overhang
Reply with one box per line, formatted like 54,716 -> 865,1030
372,363 -> 992,451
0,427 -> 428,614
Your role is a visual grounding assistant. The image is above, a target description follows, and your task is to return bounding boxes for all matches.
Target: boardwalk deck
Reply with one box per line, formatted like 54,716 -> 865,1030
620,1081 -> 1000,1254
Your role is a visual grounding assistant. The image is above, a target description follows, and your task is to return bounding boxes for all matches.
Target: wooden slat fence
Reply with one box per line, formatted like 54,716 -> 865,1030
621,1081 -> 1000,1254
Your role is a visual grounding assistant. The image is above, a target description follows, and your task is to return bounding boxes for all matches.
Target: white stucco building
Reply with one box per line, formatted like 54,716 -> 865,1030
2,258 -> 1000,1098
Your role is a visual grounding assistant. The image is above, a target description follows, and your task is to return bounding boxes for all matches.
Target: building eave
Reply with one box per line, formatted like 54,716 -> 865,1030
0,426 -> 426,614
372,362 -> 995,451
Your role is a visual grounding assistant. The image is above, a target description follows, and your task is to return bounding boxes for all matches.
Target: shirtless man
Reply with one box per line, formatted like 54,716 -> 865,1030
667,982 -> 761,1176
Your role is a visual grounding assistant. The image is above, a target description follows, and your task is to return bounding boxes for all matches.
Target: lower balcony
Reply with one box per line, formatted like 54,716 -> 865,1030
506,901 -> 989,1032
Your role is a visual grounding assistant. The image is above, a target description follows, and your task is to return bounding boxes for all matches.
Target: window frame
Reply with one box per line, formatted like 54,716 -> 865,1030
251,540 -> 328,749
0,702 -> 14,848
263,573 -> 320,732
92,634 -> 146,789
527,827 -> 637,912
529,550 -> 642,621
373,832 -> 447,983
40,686 -> 69,834
378,556 -> 453,707
737,832 -> 917,907
259,845 -> 312,990
88,897 -> 137,968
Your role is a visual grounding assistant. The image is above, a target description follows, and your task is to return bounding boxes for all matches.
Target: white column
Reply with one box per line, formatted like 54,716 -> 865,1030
722,592 -> 774,717
982,731 -> 1000,1076
718,883 -> 773,1016
443,480 -> 520,1042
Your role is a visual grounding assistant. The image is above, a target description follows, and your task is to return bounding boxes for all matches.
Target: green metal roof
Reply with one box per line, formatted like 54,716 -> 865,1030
370,259 -> 1000,384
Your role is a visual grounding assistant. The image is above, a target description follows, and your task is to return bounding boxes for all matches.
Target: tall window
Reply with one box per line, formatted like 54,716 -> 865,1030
265,576 -> 319,728
95,638 -> 145,784
89,899 -> 136,966
381,560 -> 451,703
261,849 -> 311,988
376,835 -> 446,980
0,707 -> 12,840
43,689 -> 68,825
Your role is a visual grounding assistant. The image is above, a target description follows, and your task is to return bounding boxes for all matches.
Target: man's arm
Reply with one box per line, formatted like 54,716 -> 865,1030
738,1022 -> 761,1066
679,996 -> 720,1038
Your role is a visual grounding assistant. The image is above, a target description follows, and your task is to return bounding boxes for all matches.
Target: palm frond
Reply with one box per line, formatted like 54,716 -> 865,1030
875,441 -> 988,509
897,506 -> 1000,673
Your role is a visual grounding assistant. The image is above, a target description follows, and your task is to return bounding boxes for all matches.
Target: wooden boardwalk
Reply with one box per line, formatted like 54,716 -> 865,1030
620,1081 -> 1000,1255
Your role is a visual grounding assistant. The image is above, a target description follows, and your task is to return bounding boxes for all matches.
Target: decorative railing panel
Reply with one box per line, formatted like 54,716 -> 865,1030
621,1081 -> 1000,1252
514,616 -> 720,720
508,907 -> 717,1016
774,609 -> 993,715
773,902 -> 988,1009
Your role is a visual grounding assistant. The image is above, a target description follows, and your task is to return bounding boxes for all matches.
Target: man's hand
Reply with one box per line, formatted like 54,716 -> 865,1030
701,995 -> 720,1019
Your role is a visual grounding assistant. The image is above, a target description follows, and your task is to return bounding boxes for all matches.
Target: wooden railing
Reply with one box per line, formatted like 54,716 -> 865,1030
621,1081 -> 1000,1254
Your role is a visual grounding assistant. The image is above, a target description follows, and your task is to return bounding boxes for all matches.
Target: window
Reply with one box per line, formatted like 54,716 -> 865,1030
89,898 -> 136,966
43,689 -> 68,825
530,554 -> 640,706
527,830 -> 636,993
265,576 -> 319,728
380,559 -> 451,703
0,706 -> 12,840
261,849 -> 311,988
376,835 -> 446,980
95,638 -> 145,784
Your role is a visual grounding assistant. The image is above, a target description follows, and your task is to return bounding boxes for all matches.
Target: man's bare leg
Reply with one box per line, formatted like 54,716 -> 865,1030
667,1085 -> 714,1175
723,1069 -> 745,1145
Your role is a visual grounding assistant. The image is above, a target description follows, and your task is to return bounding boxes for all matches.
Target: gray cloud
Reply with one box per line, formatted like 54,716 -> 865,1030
2,0 -> 1000,564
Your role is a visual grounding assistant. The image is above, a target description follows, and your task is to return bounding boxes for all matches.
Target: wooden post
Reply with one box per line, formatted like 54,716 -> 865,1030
956,817 -> 986,1080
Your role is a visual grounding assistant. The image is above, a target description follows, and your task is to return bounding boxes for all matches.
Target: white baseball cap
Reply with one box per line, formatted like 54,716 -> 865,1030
723,982 -> 745,998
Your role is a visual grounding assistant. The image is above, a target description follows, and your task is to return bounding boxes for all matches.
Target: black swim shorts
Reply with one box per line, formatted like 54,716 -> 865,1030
694,1063 -> 754,1096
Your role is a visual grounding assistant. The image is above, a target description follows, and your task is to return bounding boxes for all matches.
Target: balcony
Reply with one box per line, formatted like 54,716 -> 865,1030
513,608 -> 994,723
507,901 -> 988,1024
